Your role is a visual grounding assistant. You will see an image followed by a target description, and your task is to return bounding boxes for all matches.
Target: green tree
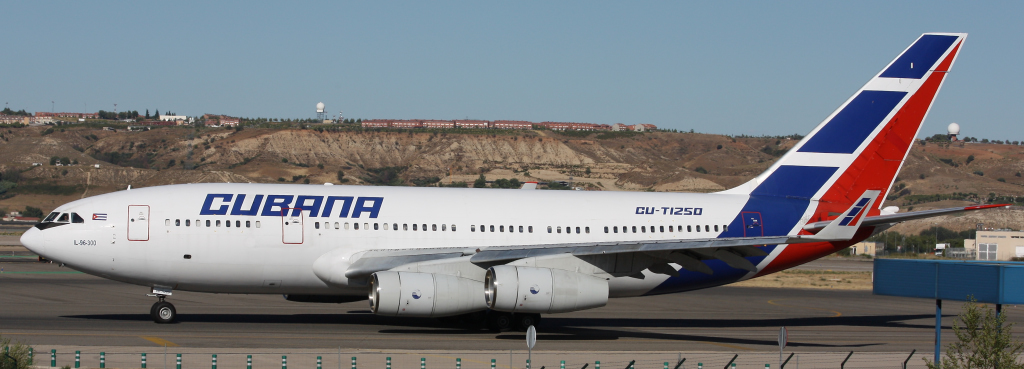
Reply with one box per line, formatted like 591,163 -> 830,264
145,109 -> 150,119
926,299 -> 1024,369
23,206 -> 43,218
0,334 -> 35,369
966,155 -> 975,165
473,174 -> 487,188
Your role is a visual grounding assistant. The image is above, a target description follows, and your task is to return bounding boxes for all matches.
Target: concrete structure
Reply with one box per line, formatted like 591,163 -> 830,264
361,120 -> 390,128
454,120 -> 489,129
422,120 -> 455,129
611,123 -> 628,131
159,115 -> 189,122
849,241 -> 880,256
391,120 -> 422,129
964,229 -> 1024,261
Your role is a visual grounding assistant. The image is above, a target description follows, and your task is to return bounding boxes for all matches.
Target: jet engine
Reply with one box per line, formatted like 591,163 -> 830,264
369,271 -> 486,317
485,265 -> 608,314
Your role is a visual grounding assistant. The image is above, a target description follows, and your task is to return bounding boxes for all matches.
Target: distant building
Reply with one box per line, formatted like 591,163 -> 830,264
0,115 -> 29,125
849,242 -> 880,256
390,120 -> 422,129
159,115 -> 189,122
361,120 -> 390,128
35,112 -> 99,119
31,117 -> 56,125
451,120 -> 486,129
202,114 -> 239,127
422,120 -> 455,129
610,124 -> 628,131
964,229 -> 1024,261
491,120 -> 533,130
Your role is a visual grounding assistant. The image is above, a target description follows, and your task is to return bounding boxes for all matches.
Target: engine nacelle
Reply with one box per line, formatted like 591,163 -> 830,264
369,271 -> 486,317
485,266 -> 608,314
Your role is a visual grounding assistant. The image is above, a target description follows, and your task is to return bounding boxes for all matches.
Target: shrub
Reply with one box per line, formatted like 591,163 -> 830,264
695,167 -> 708,174
0,334 -> 34,369
925,298 -> 1024,369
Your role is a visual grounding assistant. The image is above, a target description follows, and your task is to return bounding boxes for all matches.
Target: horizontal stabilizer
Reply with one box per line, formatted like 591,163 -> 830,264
803,203 -> 1010,232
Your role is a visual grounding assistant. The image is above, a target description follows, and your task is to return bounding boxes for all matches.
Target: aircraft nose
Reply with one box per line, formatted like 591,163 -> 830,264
20,227 -> 46,255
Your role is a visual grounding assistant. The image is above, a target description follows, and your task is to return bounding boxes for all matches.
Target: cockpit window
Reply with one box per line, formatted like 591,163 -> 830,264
56,213 -> 70,223
71,213 -> 85,223
44,212 -> 60,222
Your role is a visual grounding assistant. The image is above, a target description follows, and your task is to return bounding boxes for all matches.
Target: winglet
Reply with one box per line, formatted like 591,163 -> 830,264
810,190 -> 880,241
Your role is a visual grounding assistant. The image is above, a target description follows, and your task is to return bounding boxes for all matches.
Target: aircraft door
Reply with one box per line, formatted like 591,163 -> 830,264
127,205 -> 150,241
281,208 -> 303,244
741,211 -> 763,237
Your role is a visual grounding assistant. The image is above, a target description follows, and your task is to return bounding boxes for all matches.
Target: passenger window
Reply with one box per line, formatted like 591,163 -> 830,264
255,221 -> 260,228
246,221 -> 251,228
613,226 -> 618,233
705,225 -> 710,232
217,220 -> 222,227
528,226 -> 533,233
452,224 -> 456,231
557,226 -> 562,234
471,225 -> 476,232
413,224 -> 417,231
714,225 -> 719,232
432,224 -> 437,231
206,220 -> 211,227
723,225 -> 728,232
678,225 -> 683,232
519,226 -> 524,233
165,219 -> 170,226
668,225 -> 673,232
391,223 -> 396,230
576,226 -> 581,234
174,219 -> 180,226
236,220 -> 241,228
374,223 -> 379,230
71,213 -> 85,223
344,222 -> 350,230
403,223 -> 407,231
547,226 -> 552,233
585,227 -> 590,234
696,225 -> 701,232
500,225 -> 504,232
421,224 -> 425,231
687,225 -> 692,232
632,226 -> 637,233
641,226 -> 646,233
489,225 -> 495,232
442,224 -> 446,231
186,219 -> 191,227
660,226 -> 664,232
225,220 -> 231,228
315,222 -> 320,229
384,223 -> 389,230
355,223 -> 360,230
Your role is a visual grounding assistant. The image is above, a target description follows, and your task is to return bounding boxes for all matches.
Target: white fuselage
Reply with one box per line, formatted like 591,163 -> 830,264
21,183 -> 751,297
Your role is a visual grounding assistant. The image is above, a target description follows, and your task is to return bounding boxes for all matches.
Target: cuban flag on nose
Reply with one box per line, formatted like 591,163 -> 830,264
92,213 -> 107,221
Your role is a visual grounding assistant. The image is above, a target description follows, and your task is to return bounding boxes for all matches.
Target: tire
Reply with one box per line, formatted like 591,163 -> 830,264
152,301 -> 176,324
515,313 -> 541,332
486,311 -> 514,332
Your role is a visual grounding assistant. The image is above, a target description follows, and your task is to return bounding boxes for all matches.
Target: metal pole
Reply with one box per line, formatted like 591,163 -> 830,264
317,356 -> 322,369
101,352 -> 106,369
387,357 -> 391,369
352,357 -> 357,369
903,350 -> 916,369
248,355 -> 253,369
935,299 -> 942,367
212,354 -> 218,369
840,352 -> 853,369
457,358 -> 462,369
674,359 -> 686,369
779,354 -> 793,369
177,354 -> 182,369
283,356 -> 288,369
51,350 -> 56,367
142,353 -> 147,369
75,351 -> 80,368
491,359 -> 495,369
421,358 -> 426,369
723,355 -> 737,369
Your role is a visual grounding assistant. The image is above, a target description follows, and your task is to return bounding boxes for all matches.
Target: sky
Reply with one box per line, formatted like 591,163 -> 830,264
2,1 -> 1022,139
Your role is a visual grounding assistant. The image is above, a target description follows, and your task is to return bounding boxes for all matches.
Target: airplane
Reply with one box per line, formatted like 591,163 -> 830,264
21,33 -> 1005,330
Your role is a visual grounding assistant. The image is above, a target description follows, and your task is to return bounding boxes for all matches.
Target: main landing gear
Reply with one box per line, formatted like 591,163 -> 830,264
148,287 -> 176,324
485,311 -> 541,332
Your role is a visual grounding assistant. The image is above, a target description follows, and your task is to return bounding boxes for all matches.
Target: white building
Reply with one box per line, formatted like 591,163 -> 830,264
964,229 -> 1024,261
160,115 -> 189,122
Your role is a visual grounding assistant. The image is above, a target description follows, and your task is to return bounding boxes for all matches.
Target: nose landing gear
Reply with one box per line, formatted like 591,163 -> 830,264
147,287 -> 176,324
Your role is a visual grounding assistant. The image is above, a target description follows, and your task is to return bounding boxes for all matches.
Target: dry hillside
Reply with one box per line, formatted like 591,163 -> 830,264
1,124 -> 1022,233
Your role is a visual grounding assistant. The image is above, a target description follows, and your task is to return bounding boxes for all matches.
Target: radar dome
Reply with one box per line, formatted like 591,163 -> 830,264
947,122 -> 960,135
316,102 -> 325,113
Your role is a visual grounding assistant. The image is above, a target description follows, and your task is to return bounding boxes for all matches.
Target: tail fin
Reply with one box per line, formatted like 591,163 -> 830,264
725,33 -> 966,222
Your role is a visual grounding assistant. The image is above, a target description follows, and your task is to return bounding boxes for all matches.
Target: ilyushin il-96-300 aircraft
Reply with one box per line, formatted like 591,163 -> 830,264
21,33 -> 1006,330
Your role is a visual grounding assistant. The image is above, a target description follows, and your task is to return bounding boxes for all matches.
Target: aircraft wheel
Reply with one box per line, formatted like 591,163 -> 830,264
487,311 -> 514,332
151,301 -> 176,324
515,313 -> 541,331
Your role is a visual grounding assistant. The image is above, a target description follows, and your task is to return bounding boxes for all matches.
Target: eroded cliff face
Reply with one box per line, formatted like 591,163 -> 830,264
3,125 -> 1024,232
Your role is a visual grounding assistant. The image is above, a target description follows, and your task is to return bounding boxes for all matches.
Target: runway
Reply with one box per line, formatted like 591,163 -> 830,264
3,261 -> 1020,353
